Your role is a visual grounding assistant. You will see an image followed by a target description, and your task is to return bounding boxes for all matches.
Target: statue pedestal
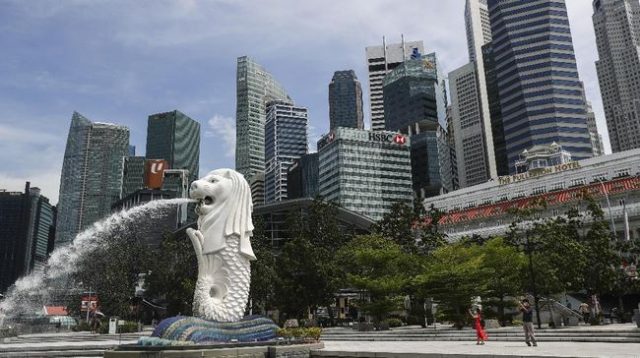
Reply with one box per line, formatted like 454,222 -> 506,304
140,315 -> 278,345
104,341 -> 324,358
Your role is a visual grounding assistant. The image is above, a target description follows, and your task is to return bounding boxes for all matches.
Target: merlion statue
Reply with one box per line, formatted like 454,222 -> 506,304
186,168 -> 255,322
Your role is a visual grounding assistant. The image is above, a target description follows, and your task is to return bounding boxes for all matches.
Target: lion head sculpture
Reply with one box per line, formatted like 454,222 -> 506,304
189,168 -> 255,260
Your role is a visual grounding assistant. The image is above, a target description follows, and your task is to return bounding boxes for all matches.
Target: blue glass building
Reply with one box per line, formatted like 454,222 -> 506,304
55,112 -> 129,246
383,52 -> 454,198
264,100 -> 308,203
487,0 -> 593,172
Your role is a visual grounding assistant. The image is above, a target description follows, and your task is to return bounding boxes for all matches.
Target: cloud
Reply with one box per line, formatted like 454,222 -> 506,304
205,114 -> 236,159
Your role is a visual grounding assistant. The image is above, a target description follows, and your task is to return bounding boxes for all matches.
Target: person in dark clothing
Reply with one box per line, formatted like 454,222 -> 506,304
518,299 -> 537,346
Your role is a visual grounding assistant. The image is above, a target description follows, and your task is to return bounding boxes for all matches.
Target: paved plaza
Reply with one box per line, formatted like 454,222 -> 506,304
320,341 -> 640,358
0,325 -> 639,357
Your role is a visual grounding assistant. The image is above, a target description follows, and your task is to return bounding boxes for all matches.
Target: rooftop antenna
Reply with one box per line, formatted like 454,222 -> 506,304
383,36 -> 388,71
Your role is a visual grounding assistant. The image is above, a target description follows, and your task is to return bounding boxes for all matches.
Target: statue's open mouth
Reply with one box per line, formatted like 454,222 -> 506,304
196,196 -> 214,211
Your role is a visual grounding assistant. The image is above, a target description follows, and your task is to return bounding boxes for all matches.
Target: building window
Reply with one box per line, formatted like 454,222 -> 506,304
614,168 -> 630,178
570,178 -> 586,187
532,186 -> 545,195
550,182 -> 564,191
591,173 -> 607,182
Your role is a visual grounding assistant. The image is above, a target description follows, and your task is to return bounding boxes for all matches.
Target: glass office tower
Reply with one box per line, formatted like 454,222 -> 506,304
55,112 -> 129,246
487,0 -> 593,172
235,56 -> 291,179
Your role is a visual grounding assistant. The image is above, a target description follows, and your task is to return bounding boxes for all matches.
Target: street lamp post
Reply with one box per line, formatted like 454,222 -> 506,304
523,223 -> 542,329
521,222 -> 542,329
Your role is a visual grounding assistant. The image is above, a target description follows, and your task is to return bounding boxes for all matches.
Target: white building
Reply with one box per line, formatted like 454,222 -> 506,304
460,0 -> 498,179
593,0 -> 640,152
424,148 -> 640,240
449,62 -> 493,188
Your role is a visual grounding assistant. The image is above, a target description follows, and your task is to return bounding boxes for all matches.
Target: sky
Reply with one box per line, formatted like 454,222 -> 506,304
0,0 -> 609,205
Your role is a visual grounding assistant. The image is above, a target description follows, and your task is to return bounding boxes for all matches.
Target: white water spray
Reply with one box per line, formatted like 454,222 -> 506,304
0,198 -> 194,327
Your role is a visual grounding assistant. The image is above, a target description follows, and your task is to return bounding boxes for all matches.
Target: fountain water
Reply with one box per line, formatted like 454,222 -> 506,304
0,198 -> 194,328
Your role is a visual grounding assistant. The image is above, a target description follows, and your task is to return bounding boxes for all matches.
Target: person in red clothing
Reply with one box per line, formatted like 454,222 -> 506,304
469,307 -> 488,345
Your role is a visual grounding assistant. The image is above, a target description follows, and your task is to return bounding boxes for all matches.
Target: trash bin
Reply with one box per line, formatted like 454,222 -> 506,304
109,317 -> 118,335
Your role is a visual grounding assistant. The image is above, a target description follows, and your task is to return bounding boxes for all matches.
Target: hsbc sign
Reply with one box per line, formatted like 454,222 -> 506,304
369,132 -> 407,145
318,130 -> 408,151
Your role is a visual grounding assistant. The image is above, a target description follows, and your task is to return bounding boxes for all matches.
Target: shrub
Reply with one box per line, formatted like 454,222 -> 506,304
0,327 -> 17,338
512,319 -> 523,326
72,320 -> 91,332
384,318 -> 403,328
277,327 -> 322,341
118,321 -> 139,333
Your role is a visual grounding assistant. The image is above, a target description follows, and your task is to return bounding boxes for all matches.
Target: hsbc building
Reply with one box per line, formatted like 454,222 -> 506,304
317,127 -> 413,221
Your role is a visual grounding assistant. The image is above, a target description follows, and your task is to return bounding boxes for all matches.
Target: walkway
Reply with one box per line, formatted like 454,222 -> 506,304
319,341 -> 640,358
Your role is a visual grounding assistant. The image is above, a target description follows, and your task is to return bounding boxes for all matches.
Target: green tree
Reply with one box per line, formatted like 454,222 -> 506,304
373,202 -> 418,254
580,197 -> 618,296
479,237 -> 526,325
274,198 -> 348,322
337,235 -> 416,325
415,242 -> 489,328
71,225 -> 154,318
145,230 -> 197,317
248,217 -> 278,315
417,204 -> 448,255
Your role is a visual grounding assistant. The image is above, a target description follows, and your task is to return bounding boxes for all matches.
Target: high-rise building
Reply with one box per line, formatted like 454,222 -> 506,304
482,43 -> 510,176
249,172 -> 265,207
329,70 -> 364,130
287,153 -> 319,199
1,183 -> 55,293
487,0 -> 593,172
235,56 -> 292,179
146,110 -> 200,184
593,0 -> 640,152
586,102 -> 605,156
25,187 -> 55,272
162,169 -> 190,225
121,156 -> 146,198
449,62 -> 493,187
317,128 -> 413,221
365,38 -> 424,131
56,112 -> 129,246
383,52 -> 455,198
461,0 -> 500,180
264,100 -> 308,204
465,0 -> 492,63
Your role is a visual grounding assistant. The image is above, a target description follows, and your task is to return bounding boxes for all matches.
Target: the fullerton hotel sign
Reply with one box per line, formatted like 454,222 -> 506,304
498,162 -> 581,185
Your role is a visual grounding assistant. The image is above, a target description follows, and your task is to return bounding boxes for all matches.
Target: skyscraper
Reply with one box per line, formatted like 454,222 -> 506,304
235,56 -> 291,179
287,153 -> 319,199
586,102 -> 605,156
593,0 -> 640,152
465,0 -> 492,63
459,0 -> 499,180
0,183 -> 55,292
482,43 -> 509,176
264,100 -> 308,203
318,128 -> 413,221
55,112 -> 129,246
449,63 -> 493,187
146,110 -> 200,183
121,156 -> 146,198
329,70 -> 364,130
487,0 -> 593,172
383,52 -> 455,198
365,38 -> 424,131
